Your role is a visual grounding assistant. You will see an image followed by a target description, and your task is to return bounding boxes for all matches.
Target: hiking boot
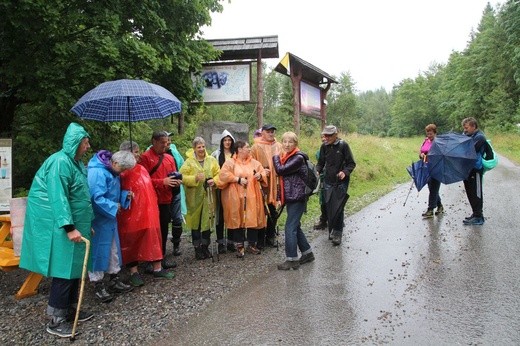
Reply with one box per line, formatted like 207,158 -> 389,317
195,246 -> 206,260
465,214 -> 475,220
217,243 -> 227,254
313,220 -> 327,230
129,272 -> 145,287
153,269 -> 175,279
277,260 -> 300,270
172,245 -> 182,257
299,252 -> 315,264
67,309 -> 94,322
246,244 -> 261,255
162,257 -> 177,269
422,209 -> 434,218
463,216 -> 485,225
94,282 -> 114,303
144,262 -> 154,274
108,276 -> 133,294
202,245 -> 212,259
435,205 -> 445,215
265,237 -> 277,248
46,317 -> 74,338
331,232 -> 342,246
236,244 -> 245,259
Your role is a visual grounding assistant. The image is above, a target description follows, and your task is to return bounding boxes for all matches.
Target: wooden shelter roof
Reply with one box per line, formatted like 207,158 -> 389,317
206,35 -> 279,61
275,52 -> 338,86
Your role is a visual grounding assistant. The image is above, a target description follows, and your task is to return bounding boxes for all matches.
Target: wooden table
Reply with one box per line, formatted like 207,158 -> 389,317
0,214 -> 43,299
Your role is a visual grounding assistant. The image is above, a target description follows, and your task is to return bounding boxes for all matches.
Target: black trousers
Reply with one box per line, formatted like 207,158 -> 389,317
231,228 -> 259,245
158,203 -> 172,256
266,204 -> 277,239
463,169 -> 484,217
47,277 -> 79,317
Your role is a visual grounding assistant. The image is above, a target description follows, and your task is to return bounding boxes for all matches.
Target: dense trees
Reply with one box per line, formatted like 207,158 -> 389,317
345,1 -> 520,136
2,1 -> 519,192
1,0 -> 222,188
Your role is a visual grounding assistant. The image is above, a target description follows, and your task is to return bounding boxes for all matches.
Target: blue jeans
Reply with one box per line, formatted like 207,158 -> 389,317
284,201 -> 312,261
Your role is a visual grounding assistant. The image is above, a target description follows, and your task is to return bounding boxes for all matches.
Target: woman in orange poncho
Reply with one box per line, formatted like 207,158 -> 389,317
217,140 -> 267,258
117,141 -> 174,286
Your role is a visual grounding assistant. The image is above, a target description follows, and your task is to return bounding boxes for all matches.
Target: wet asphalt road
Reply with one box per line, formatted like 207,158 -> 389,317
162,155 -> 520,345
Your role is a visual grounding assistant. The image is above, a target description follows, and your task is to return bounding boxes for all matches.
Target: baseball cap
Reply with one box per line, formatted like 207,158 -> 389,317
261,124 -> 277,131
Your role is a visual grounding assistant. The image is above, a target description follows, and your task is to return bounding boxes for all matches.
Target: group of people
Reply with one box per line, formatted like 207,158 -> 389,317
419,117 -> 488,225
19,121 -> 358,338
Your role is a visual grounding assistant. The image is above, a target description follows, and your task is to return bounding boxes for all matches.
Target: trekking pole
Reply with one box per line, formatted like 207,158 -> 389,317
403,179 -> 415,207
70,236 -> 90,342
241,183 -> 247,260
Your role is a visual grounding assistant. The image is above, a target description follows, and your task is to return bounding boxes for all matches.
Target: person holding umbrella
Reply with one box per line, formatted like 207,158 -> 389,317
273,132 -> 315,270
218,140 -> 267,258
316,125 -> 356,246
180,137 -> 220,260
19,123 -> 94,338
419,124 -> 444,218
461,117 -> 488,225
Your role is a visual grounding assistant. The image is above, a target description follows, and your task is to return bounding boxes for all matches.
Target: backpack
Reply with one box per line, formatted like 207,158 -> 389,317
482,140 -> 498,173
297,152 -> 320,196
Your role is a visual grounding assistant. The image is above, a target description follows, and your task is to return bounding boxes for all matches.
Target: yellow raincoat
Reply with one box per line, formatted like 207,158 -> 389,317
217,155 -> 267,230
250,139 -> 283,205
180,150 -> 220,231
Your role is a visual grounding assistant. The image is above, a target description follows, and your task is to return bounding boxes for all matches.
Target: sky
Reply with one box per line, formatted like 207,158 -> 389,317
202,0 -> 503,92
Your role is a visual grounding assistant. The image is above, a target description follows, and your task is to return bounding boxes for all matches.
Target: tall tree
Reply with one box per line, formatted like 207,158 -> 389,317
0,0 -> 223,189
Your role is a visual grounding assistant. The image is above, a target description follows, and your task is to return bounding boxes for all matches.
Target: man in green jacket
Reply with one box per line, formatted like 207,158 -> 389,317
20,122 -> 94,338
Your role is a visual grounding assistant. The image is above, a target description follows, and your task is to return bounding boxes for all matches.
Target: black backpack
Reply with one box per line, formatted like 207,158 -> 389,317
297,152 -> 320,196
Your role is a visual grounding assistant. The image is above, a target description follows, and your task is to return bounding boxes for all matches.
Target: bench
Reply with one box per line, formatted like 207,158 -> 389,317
0,214 -> 43,299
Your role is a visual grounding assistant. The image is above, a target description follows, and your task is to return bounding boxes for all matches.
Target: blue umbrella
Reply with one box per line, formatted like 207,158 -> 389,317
427,132 -> 477,184
406,158 -> 430,192
70,79 -> 182,145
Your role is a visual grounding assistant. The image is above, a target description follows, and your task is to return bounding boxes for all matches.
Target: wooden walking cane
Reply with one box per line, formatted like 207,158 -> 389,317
70,236 -> 90,342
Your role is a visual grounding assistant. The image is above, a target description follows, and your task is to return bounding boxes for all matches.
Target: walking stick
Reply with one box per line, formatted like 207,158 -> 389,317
206,184 -> 217,262
239,183 -> 247,260
70,236 -> 90,342
403,179 -> 415,207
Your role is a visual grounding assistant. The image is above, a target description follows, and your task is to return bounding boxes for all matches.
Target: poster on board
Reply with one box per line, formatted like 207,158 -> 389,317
300,81 -> 321,116
0,139 -> 13,211
193,63 -> 251,103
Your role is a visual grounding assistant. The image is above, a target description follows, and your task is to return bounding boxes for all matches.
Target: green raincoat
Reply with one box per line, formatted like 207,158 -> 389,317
20,123 -> 94,279
180,150 -> 220,231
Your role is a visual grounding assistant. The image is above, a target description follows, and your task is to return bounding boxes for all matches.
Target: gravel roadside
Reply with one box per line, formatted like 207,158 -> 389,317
0,227 -> 322,345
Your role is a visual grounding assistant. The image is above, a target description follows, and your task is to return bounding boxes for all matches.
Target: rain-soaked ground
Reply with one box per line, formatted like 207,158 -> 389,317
156,154 -> 520,345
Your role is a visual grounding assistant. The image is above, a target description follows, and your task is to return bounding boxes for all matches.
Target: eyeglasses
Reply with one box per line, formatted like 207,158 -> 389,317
323,134 -> 334,137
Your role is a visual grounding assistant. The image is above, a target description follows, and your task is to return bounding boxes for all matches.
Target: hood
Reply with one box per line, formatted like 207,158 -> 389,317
62,122 -> 90,159
220,129 -> 235,143
88,150 -> 113,171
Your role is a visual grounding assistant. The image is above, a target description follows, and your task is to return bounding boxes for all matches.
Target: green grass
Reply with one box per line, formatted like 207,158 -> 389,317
293,132 -> 520,230
488,132 -> 520,165
289,133 -> 422,228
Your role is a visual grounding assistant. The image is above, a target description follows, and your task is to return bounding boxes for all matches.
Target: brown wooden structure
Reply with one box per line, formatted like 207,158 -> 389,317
206,36 -> 279,128
274,52 -> 337,135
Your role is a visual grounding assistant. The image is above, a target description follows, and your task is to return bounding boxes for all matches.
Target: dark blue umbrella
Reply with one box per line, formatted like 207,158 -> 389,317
427,132 -> 477,184
406,158 -> 430,192
70,79 -> 182,145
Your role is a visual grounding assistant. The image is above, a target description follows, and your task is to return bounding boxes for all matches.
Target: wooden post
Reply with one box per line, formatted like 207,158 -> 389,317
320,82 -> 331,129
291,67 -> 302,136
257,52 -> 264,129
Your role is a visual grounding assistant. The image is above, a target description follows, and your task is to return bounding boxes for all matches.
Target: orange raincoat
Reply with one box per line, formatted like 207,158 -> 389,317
250,139 -> 283,205
217,155 -> 267,230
